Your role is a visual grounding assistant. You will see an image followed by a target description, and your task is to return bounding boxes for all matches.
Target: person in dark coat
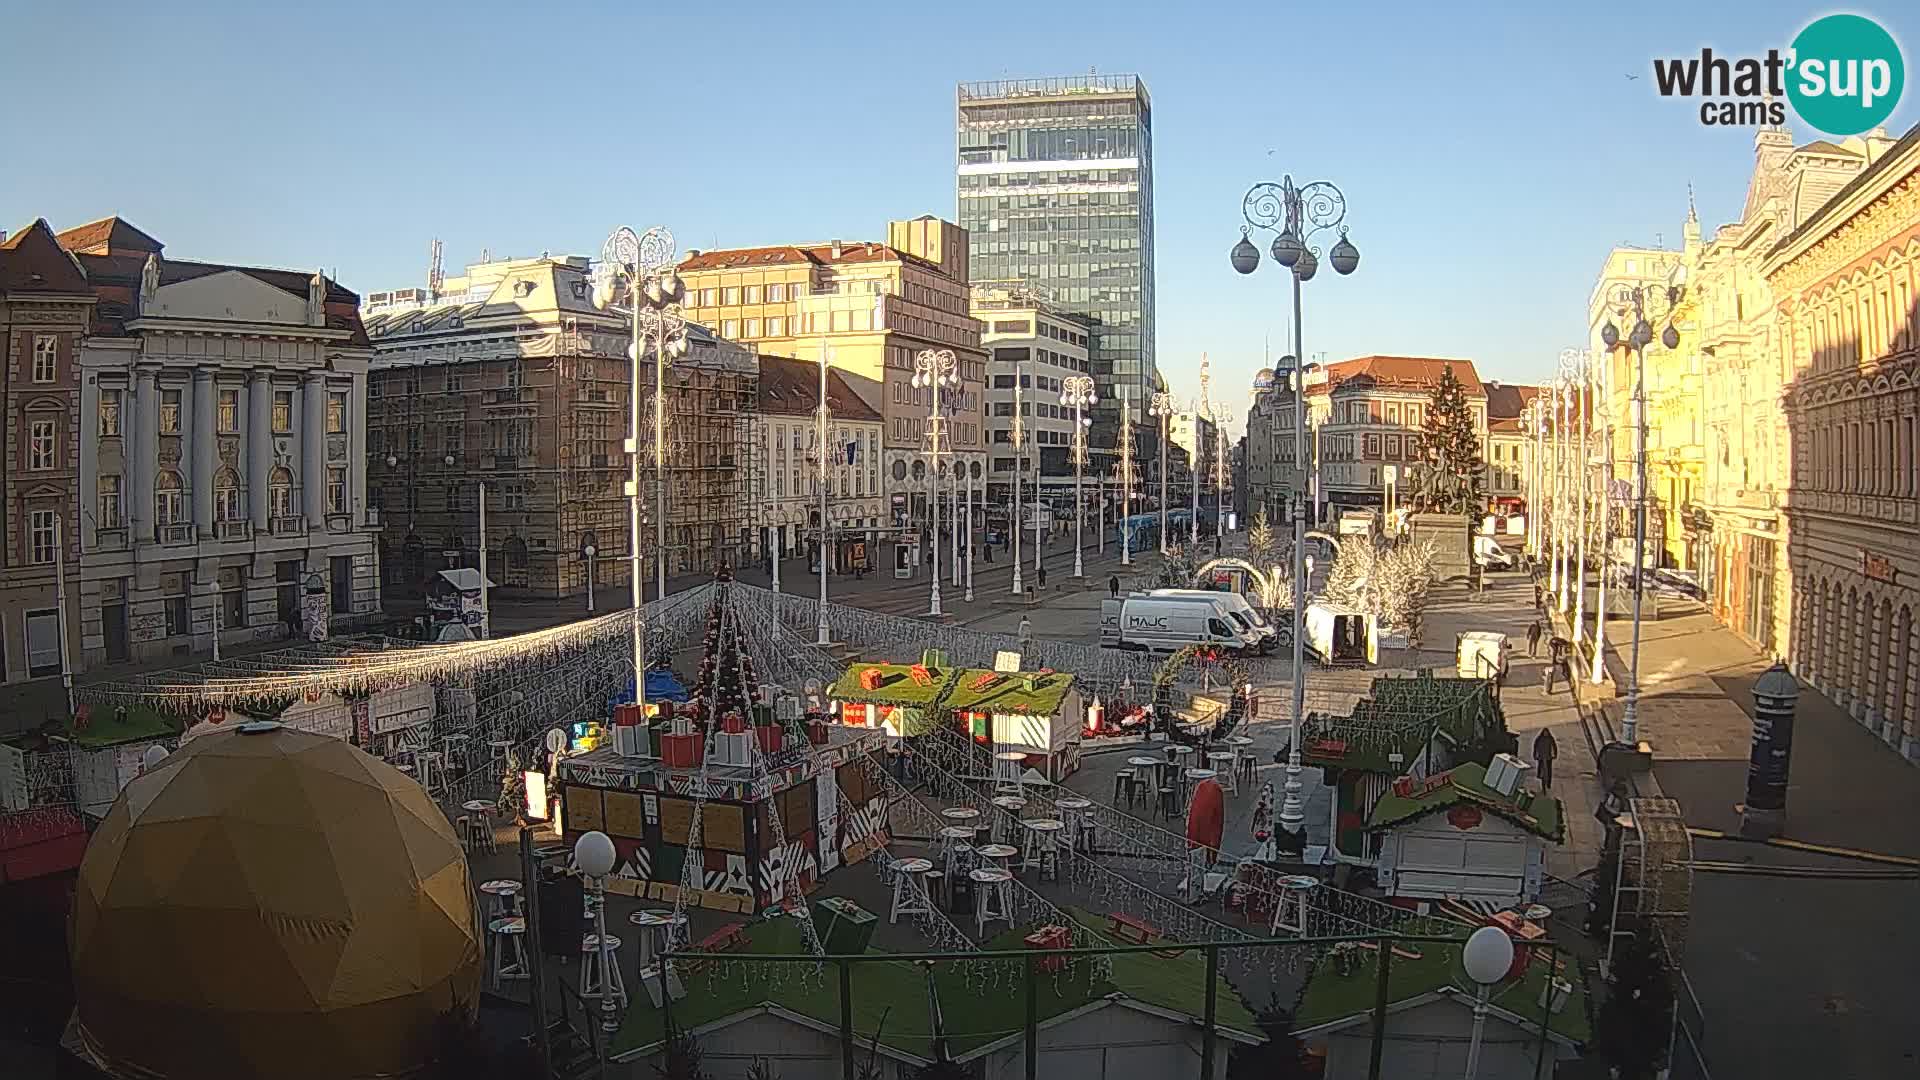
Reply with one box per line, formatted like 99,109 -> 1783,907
1545,636 -> 1571,693
1532,728 -> 1558,789
1108,574 -> 1121,599
1526,619 -> 1543,658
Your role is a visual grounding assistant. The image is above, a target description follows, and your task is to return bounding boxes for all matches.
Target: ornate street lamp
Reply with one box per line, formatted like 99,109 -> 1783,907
591,225 -> 688,720
1062,374 -> 1097,578
1231,174 -> 1360,834
912,349 -> 959,616
1149,391 -> 1174,553
1599,285 -> 1683,749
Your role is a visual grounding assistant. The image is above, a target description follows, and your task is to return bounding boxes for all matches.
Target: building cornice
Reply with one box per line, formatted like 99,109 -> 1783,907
124,317 -> 356,342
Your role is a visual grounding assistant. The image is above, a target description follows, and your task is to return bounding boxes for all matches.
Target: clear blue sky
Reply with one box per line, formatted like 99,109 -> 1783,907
6,1 -> 1915,422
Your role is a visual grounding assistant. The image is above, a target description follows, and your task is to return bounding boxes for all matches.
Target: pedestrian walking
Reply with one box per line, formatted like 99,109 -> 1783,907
1108,573 -> 1121,599
1544,635 -> 1570,693
1526,619 -> 1542,657
1596,780 -> 1630,853
1531,728 -> 1558,789
1534,582 -> 1545,611
1016,615 -> 1033,652
1037,564 -> 1048,590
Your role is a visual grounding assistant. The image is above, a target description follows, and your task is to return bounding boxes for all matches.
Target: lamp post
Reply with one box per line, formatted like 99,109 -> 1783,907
1063,374 -> 1096,579
1212,402 -> 1231,551
913,348 -> 959,617
1119,390 -> 1135,565
584,543 -> 597,612
1460,924 -> 1516,1080
1012,360 -> 1027,596
1149,391 -> 1173,553
1590,351 -> 1612,684
814,345 -> 834,645
965,461 -> 977,602
1552,371 -> 1570,608
1232,173 -> 1361,833
591,225 -> 688,720
573,830 -> 620,1034
1600,284 -> 1682,748
1565,350 -> 1591,640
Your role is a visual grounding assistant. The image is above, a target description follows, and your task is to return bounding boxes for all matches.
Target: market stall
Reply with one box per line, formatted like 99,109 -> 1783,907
1368,758 -> 1563,907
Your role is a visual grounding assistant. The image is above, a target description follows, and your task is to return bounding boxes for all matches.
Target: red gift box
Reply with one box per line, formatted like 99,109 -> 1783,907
754,723 -> 783,755
614,703 -> 644,728
806,719 -> 828,746
661,733 -> 704,769
1024,924 -> 1071,973
720,712 -> 748,734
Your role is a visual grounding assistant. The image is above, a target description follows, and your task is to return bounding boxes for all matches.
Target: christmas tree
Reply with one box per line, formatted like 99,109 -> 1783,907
1416,364 -> 1485,515
1247,508 -> 1277,563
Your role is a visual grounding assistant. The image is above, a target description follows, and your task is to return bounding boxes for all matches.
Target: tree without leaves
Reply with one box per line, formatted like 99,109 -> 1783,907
1416,365 -> 1485,515
1247,508 -> 1277,563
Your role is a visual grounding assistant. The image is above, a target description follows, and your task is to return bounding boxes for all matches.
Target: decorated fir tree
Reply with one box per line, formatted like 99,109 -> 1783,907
1246,508 -> 1277,563
1596,930 -> 1676,1080
1416,364 -> 1485,515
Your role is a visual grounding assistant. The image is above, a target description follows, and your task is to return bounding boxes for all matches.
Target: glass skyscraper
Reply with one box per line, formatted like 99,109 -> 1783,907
956,75 -> 1156,459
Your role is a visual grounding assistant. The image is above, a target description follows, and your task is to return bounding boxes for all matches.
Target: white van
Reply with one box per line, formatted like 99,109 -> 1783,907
1102,595 -> 1259,655
1473,535 -> 1515,569
1147,589 -> 1277,653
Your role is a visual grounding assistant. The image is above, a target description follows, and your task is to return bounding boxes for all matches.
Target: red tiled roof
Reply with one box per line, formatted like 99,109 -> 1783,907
53,216 -> 164,256
1318,355 -> 1485,396
680,241 -> 931,273
758,354 -> 883,421
0,219 -> 89,293
1484,381 -> 1544,421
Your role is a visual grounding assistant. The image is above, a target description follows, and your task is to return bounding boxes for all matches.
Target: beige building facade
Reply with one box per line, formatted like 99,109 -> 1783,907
755,353 -> 884,574
1770,125 -> 1920,760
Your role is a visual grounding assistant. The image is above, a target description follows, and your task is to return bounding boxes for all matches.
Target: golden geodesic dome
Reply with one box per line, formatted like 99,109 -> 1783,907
71,723 -> 482,1080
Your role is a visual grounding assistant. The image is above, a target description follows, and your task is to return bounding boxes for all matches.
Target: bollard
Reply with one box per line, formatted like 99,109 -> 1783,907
1740,662 -> 1799,839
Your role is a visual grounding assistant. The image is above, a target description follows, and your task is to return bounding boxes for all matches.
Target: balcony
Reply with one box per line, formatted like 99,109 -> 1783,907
95,526 -> 128,550
158,523 -> 196,546
269,514 -> 307,537
215,520 -> 250,541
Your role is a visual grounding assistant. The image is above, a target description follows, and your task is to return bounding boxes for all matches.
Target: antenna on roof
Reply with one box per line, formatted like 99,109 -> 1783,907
428,239 -> 444,303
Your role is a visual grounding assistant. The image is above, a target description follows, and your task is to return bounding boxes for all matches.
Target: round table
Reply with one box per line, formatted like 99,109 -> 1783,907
1023,819 -> 1064,870
939,825 -> 977,842
479,878 -> 523,917
462,799 -> 494,815
1054,797 -> 1091,812
1023,818 -> 1064,834
1185,767 -> 1217,784
976,843 -> 1018,868
1522,904 -> 1553,928
940,806 -> 980,822
628,908 -> 687,969
991,796 -> 1027,813
1126,755 -> 1164,771
1206,751 -> 1236,769
1225,735 -> 1255,748
894,856 -> 934,874
1167,745 -> 1195,761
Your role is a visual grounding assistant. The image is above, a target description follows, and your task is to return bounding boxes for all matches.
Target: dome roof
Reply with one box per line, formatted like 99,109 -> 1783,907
1253,368 -> 1277,391
72,724 -> 481,1079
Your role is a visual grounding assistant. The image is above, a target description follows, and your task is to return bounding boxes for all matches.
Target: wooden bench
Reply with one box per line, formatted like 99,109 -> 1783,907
1108,912 -> 1161,946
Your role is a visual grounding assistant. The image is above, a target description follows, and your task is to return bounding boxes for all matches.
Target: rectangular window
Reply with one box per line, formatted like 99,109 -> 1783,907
744,285 -> 762,304
699,288 -> 717,306
98,476 -> 123,528
160,389 -> 182,434
29,419 -> 56,470
722,320 -> 739,338
164,596 -> 189,638
31,334 -> 57,382
744,318 -> 760,338
722,286 -> 741,305
217,388 -> 240,433
272,390 -> 293,433
331,556 -> 353,615
327,468 -> 347,514
29,509 -> 56,565
221,586 -> 245,631
767,283 -> 786,302
25,609 -> 60,677
98,389 -> 122,436
326,391 -> 347,434
766,317 -> 785,336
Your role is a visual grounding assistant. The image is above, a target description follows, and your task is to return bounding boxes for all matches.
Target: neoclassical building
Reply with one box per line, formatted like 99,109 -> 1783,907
756,353 -> 883,574
1771,124 -> 1920,761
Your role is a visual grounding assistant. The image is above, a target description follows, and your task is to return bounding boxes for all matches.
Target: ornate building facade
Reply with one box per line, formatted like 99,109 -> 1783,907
756,353 -> 883,575
0,221 -> 92,726
62,218 -> 381,668
1772,124 -> 1920,761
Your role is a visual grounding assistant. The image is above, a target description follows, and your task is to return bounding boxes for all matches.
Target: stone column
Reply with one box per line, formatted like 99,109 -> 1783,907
302,372 -> 326,524
192,369 -> 215,533
248,370 -> 272,530
349,373 -> 368,528
132,368 -> 159,543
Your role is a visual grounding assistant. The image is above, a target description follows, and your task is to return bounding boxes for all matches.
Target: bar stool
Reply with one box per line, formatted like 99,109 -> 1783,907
939,824 -> 977,862
488,738 -> 515,769
1225,735 -> 1256,788
1206,751 -> 1239,794
992,752 -> 1026,796
924,869 -> 947,910
628,909 -> 687,973
479,878 -> 523,919
1110,769 -> 1136,808
443,733 -> 472,778
581,934 -> 627,1009
1158,784 -> 1179,821
488,916 -> 529,988
1021,819 -> 1063,881
888,857 -> 934,923
990,796 -> 1026,845
414,750 -> 445,798
1273,875 -> 1317,935
971,867 -> 1012,935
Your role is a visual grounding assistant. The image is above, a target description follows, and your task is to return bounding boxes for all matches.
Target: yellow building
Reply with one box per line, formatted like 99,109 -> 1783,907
678,217 -> 988,537
1589,244 -> 1682,571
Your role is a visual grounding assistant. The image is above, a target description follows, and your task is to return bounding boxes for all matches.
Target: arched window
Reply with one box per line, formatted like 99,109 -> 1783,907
155,469 -> 184,526
214,467 -> 243,522
268,466 -> 295,520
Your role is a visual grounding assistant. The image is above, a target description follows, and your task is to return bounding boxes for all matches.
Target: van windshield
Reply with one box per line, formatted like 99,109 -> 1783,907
1228,611 -> 1254,633
1241,605 -> 1270,628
